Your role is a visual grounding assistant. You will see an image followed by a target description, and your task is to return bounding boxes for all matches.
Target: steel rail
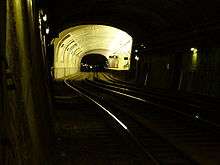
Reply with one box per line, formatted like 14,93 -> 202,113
64,77 -> 160,164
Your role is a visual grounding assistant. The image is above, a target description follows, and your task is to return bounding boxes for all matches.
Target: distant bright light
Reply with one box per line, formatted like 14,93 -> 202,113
134,49 -> 138,53
140,44 -> 146,49
135,55 -> 139,61
46,27 -> 49,34
166,63 -> 170,70
43,14 -> 47,22
194,113 -> 200,119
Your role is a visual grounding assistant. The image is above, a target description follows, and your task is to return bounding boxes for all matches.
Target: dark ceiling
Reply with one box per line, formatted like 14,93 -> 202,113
41,0 -> 220,48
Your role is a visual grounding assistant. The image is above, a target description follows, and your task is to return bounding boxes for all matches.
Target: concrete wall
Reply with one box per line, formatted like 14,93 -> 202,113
1,0 -> 52,164
0,0 -> 6,164
136,48 -> 220,97
107,45 -> 220,98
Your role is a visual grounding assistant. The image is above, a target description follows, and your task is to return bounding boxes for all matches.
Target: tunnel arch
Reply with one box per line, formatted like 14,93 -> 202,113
80,54 -> 108,72
53,24 -> 133,79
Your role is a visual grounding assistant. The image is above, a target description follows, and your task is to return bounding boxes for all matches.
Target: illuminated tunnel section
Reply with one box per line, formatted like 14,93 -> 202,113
53,25 -> 133,79
81,54 -> 108,72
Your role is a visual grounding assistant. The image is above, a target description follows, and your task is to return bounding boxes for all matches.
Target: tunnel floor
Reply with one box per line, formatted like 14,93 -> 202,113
49,81 -> 152,165
48,73 -> 220,165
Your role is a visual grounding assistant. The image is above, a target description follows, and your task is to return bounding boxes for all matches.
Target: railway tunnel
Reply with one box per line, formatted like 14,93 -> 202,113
1,0 -> 220,164
80,54 -> 108,72
53,25 -> 132,78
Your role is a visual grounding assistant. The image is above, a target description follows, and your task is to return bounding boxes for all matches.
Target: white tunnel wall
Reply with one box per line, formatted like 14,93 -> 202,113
53,25 -> 133,79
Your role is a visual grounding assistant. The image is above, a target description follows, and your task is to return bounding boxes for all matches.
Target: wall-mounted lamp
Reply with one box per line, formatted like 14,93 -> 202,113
135,55 -> 139,61
46,27 -> 50,34
190,48 -> 197,52
43,14 -> 47,22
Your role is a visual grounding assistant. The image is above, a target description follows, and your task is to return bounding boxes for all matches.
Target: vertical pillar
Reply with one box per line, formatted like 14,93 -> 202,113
3,0 -> 51,164
0,0 -> 6,164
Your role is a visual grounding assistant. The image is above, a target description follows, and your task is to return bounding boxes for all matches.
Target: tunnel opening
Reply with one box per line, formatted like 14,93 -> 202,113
80,54 -> 108,72
53,24 -> 133,79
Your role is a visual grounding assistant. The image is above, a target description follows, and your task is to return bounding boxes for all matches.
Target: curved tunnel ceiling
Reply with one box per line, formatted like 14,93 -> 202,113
54,25 -> 132,78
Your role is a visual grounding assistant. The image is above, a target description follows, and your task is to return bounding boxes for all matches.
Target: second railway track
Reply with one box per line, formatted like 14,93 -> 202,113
50,80 -> 153,164
64,77 -> 199,164
74,73 -> 220,164
50,72 -> 220,164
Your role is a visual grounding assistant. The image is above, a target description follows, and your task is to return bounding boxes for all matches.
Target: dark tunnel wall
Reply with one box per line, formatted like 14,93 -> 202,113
108,46 -> 220,97
1,0 -> 52,164
136,48 -> 220,97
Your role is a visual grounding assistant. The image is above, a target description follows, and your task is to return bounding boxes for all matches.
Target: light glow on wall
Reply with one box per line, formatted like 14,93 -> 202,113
191,48 -> 198,69
53,25 -> 133,79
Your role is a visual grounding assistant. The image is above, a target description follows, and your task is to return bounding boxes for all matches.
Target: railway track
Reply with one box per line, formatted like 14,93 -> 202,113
50,72 -> 220,164
50,79 -> 153,164
100,72 -> 219,108
95,72 -> 220,126
77,75 -> 220,164
65,78 -> 199,164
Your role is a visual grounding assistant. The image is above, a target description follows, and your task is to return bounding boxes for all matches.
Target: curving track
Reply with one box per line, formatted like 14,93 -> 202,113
50,72 -> 220,164
50,74 -> 153,164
